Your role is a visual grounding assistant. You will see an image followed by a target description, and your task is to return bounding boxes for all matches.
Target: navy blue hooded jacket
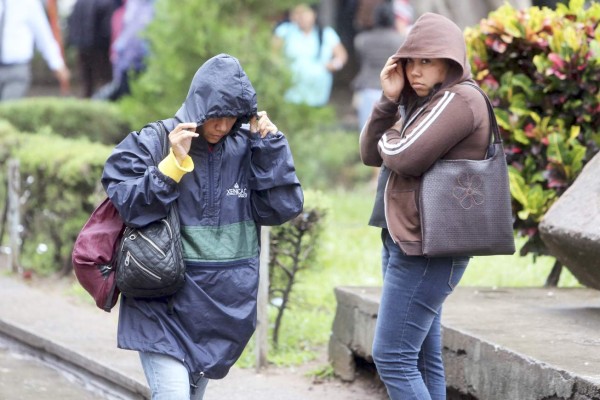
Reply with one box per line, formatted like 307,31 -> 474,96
101,54 -> 303,379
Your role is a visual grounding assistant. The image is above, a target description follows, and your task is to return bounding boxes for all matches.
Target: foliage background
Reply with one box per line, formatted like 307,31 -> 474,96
465,0 -> 600,256
0,118 -> 112,274
118,0 -> 364,189
0,98 -> 131,145
118,0 -> 326,134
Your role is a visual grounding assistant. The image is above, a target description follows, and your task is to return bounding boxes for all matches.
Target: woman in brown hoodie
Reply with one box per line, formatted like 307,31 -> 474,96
359,13 -> 489,399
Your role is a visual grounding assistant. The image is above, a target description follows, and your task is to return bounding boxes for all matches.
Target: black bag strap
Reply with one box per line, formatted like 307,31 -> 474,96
156,120 -> 169,158
144,120 -> 177,214
150,120 -> 169,160
154,120 -> 180,314
141,120 -> 169,165
462,82 -> 502,157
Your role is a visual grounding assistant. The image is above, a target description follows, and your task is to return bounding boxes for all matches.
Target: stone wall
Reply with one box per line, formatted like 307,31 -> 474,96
329,286 -> 600,399
539,152 -> 600,290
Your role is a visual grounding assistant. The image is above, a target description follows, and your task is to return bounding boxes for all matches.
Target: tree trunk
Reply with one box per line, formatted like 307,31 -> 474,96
544,260 -> 563,287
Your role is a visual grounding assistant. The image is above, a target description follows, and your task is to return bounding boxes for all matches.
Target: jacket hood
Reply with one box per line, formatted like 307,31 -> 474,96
175,54 -> 258,130
394,13 -> 471,102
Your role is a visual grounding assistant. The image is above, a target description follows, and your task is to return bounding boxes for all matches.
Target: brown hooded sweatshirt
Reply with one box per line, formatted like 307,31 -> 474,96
359,12 -> 490,256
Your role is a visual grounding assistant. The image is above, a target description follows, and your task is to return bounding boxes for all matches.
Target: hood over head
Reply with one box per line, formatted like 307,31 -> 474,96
393,13 -> 471,103
175,54 -> 258,132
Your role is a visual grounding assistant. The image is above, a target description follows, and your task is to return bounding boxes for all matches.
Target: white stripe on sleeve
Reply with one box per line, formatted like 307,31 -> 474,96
379,91 -> 455,156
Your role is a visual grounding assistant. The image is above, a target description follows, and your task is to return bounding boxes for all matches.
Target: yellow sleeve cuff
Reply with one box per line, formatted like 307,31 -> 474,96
158,149 -> 194,183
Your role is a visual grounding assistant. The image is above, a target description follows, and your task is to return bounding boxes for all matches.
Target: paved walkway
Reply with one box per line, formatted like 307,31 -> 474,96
0,274 -> 383,400
0,344 -> 100,400
3,272 -> 600,400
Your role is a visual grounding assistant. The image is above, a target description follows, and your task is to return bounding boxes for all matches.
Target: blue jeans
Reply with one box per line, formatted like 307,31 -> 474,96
139,352 -> 208,400
373,229 -> 469,400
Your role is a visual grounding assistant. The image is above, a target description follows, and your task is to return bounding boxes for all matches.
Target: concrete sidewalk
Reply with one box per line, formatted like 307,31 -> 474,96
3,273 -> 600,400
0,275 -> 382,400
0,275 -> 147,399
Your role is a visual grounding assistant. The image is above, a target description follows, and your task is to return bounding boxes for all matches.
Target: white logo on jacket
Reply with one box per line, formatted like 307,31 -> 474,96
226,183 -> 248,198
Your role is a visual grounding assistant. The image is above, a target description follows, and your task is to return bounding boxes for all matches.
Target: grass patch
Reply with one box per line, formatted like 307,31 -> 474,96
465,243 -> 580,288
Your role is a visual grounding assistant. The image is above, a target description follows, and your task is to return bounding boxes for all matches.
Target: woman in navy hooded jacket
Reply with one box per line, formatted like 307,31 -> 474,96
102,54 -> 304,399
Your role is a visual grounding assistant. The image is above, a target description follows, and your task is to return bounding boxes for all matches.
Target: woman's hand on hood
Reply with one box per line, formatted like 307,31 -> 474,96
250,111 -> 278,138
381,56 -> 405,103
169,122 -> 199,163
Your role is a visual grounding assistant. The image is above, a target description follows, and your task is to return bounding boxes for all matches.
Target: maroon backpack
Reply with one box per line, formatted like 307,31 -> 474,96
72,121 -> 168,312
72,197 -> 124,311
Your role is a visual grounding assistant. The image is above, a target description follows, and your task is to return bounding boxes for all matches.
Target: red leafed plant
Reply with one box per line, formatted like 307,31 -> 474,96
465,0 -> 600,261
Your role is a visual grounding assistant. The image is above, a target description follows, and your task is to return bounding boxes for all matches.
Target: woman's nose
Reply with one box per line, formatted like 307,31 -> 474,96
410,65 -> 421,76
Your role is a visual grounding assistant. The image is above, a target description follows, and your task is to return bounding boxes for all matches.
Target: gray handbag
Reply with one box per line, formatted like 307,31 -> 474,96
419,84 -> 515,257
115,121 -> 186,299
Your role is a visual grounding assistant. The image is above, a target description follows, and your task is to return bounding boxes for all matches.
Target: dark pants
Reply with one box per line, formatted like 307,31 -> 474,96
0,63 -> 31,101
77,47 -> 112,98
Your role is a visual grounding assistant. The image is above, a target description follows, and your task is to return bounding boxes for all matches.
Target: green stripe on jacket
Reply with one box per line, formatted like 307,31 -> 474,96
181,221 -> 259,262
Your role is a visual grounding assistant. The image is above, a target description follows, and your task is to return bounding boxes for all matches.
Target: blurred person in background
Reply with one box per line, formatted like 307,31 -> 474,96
354,0 -> 385,32
93,0 -> 154,101
352,1 -> 410,132
273,3 -> 348,107
67,0 -> 119,98
393,0 -> 414,34
46,0 -> 67,75
0,0 -> 70,101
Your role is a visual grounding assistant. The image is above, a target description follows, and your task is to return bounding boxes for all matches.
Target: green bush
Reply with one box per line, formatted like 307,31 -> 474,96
0,97 -> 132,145
269,189 -> 327,348
0,102 -> 129,274
465,0 -> 600,255
0,120 -> 24,216
0,128 -> 112,274
0,119 -> 22,161
288,128 -> 369,189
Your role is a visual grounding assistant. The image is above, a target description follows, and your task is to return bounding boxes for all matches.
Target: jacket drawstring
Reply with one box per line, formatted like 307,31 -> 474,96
190,371 -> 205,395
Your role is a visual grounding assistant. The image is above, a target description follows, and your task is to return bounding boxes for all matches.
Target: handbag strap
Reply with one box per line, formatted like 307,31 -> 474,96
141,120 -> 169,164
462,82 -> 502,157
152,120 -> 179,215
155,120 -> 169,160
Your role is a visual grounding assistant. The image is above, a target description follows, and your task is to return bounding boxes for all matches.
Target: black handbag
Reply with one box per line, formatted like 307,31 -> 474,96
115,122 -> 186,298
419,84 -> 515,257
